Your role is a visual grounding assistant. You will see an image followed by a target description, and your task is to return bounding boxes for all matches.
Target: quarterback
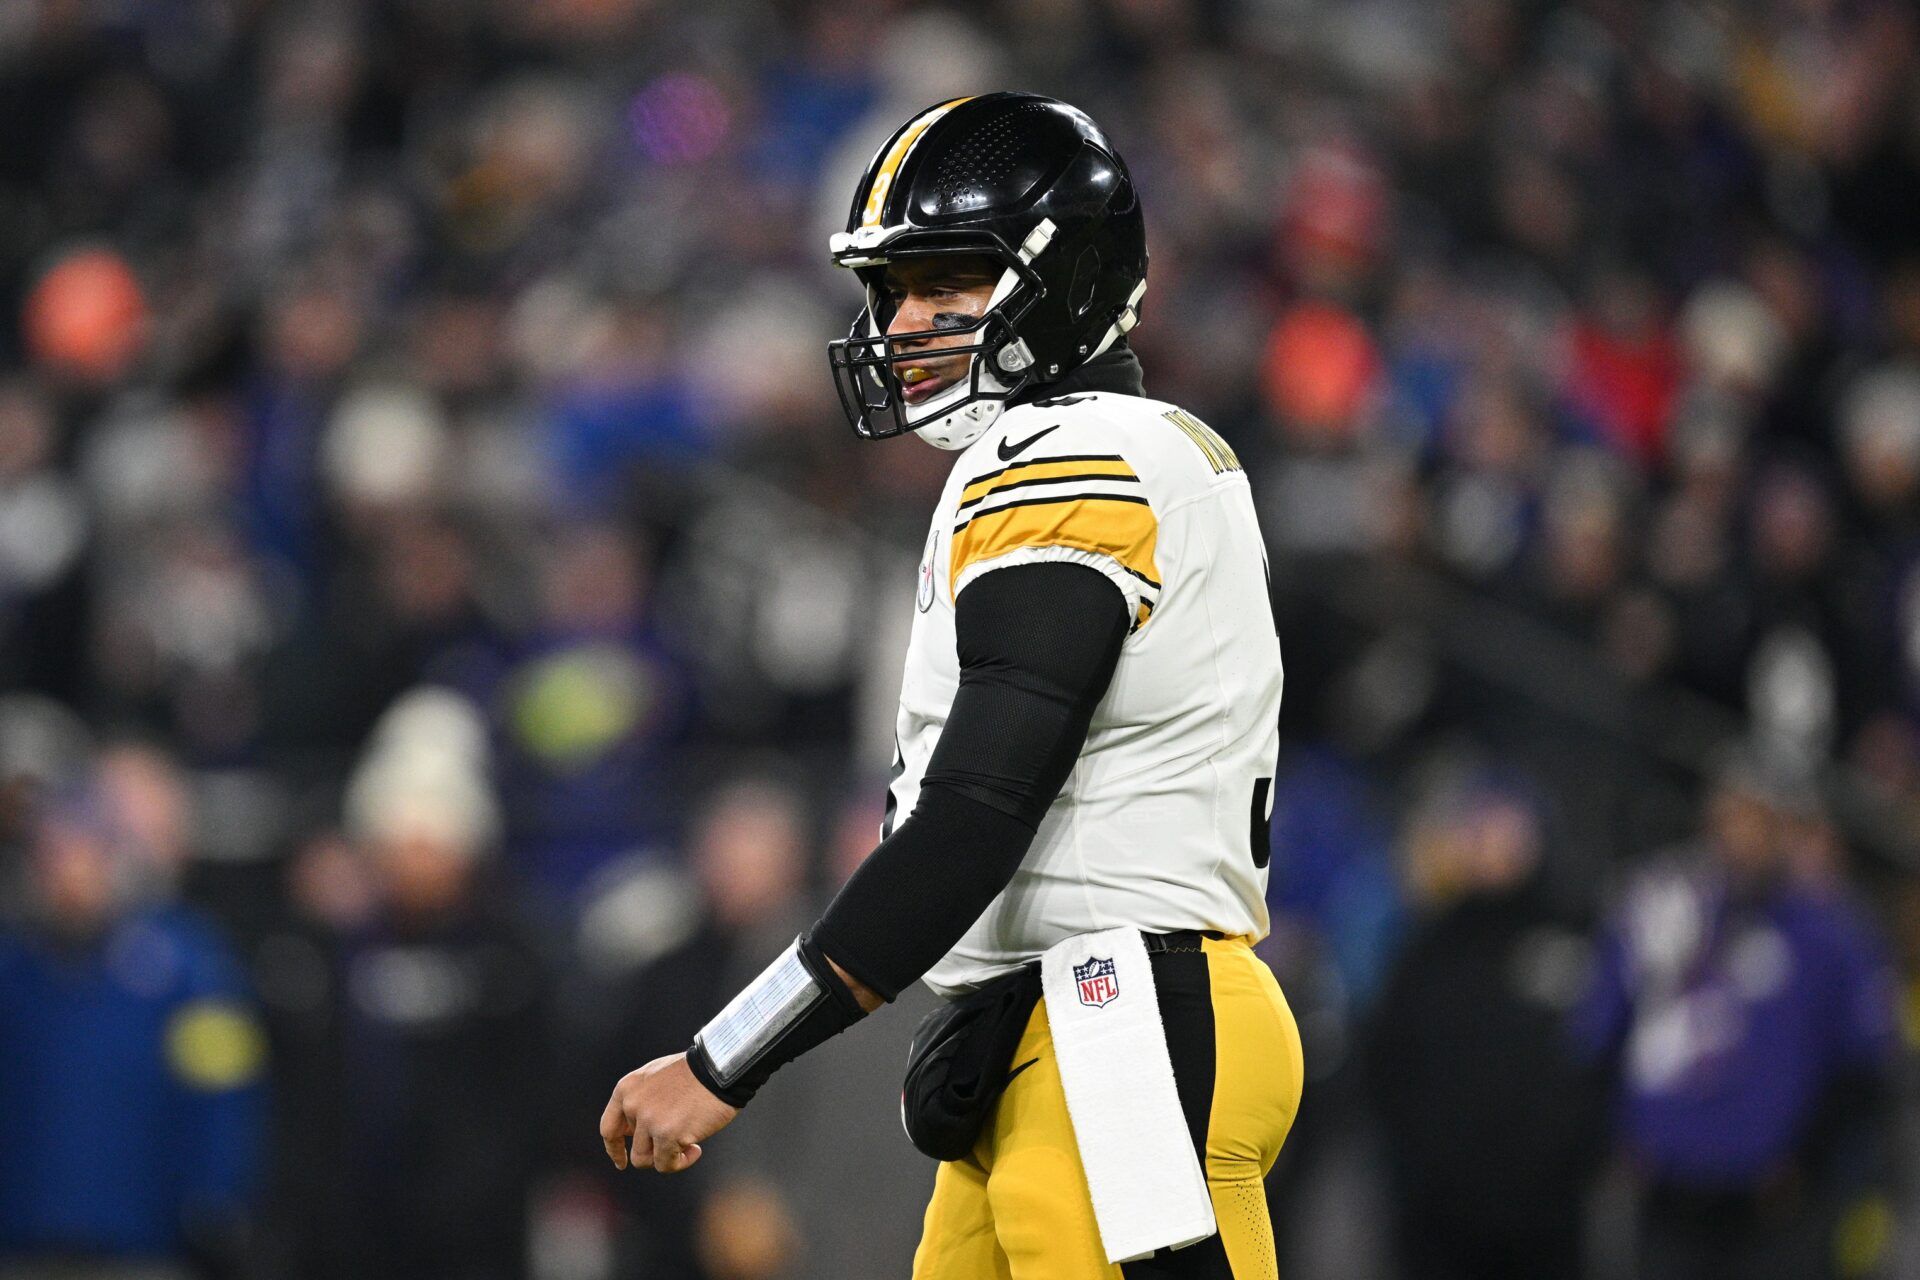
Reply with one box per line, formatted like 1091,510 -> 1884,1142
602,93 -> 1303,1277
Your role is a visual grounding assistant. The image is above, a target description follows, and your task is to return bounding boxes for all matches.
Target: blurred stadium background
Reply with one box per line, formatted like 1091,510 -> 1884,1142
2,1 -> 1919,1278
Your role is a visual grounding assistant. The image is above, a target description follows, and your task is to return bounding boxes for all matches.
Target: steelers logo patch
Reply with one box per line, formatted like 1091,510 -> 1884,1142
165,1000 -> 267,1092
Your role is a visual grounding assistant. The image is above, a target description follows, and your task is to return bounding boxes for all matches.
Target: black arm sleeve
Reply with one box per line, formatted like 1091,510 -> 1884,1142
811,562 -> 1130,999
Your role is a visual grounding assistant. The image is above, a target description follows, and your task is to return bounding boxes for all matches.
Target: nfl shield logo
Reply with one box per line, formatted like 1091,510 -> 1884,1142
1074,956 -> 1119,1008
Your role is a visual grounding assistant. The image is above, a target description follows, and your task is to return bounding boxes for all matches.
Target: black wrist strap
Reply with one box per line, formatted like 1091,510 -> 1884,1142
687,933 -> 868,1108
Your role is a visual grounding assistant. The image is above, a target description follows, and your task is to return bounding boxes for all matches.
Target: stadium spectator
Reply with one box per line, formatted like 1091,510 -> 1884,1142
0,776 -> 265,1280
485,522 -> 694,901
1369,770 -> 1603,1280
1577,754 -> 1899,1280
580,777 -> 812,1280
246,830 -> 370,1280
262,689 -> 551,1280
0,381 -> 86,703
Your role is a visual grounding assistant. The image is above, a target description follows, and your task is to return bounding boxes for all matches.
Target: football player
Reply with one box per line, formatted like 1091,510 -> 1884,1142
601,93 -> 1302,1278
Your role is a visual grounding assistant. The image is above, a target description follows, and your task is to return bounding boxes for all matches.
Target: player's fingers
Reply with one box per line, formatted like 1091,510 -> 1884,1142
656,1143 -> 702,1174
652,1136 -> 682,1174
629,1125 -> 654,1172
599,1092 -> 631,1169
656,1140 -> 701,1174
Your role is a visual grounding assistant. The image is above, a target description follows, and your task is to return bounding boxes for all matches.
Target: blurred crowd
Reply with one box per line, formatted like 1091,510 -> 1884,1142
3,0 -> 1920,1278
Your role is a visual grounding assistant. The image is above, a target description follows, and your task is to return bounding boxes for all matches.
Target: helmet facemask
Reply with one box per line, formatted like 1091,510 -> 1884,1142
828,229 -> 1052,451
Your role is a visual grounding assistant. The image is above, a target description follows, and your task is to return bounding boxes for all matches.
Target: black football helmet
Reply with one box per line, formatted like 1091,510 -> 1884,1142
827,93 -> 1148,449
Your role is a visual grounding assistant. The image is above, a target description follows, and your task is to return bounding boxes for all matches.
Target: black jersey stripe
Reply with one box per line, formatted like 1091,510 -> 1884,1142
956,470 -> 1141,512
961,453 -> 1129,491
952,490 -> 1152,536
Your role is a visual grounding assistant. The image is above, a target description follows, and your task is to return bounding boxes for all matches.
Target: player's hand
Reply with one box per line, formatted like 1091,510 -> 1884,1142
600,1052 -> 739,1174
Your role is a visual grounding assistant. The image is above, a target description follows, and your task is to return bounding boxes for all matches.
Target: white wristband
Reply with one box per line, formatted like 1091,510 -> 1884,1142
694,938 -> 825,1086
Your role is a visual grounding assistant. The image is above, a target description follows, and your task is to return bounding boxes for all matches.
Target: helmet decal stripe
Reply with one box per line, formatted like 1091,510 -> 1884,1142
861,97 -> 975,227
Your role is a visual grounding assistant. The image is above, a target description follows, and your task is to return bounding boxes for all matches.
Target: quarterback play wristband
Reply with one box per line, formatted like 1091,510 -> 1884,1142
688,934 -> 867,1107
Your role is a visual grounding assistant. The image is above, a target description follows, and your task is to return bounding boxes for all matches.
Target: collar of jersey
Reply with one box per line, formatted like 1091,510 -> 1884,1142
1004,346 -> 1145,406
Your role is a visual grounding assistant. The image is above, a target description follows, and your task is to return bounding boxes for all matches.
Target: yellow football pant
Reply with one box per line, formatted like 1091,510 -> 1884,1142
911,936 -> 1304,1279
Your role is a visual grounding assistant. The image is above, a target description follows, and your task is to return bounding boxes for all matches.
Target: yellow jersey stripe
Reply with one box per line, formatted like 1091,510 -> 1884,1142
958,453 -> 1128,500
862,97 -> 975,227
954,490 -> 1151,535
950,494 -> 1161,597
959,458 -> 1140,508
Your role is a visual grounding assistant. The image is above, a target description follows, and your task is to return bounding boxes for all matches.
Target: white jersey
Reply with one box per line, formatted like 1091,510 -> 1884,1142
887,388 -> 1284,1000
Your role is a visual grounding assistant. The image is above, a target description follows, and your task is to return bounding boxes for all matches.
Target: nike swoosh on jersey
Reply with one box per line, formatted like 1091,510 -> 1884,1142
997,425 -> 1061,461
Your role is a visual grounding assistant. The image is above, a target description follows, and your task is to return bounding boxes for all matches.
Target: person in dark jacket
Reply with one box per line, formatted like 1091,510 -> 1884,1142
1368,771 -> 1605,1280
580,777 -> 811,1280
260,689 -> 552,1280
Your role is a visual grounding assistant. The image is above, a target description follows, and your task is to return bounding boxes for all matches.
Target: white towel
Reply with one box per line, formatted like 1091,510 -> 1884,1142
1040,927 -> 1217,1263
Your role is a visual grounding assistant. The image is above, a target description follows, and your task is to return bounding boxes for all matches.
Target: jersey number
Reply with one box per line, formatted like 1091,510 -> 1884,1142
1249,776 -> 1273,869
881,740 -> 905,840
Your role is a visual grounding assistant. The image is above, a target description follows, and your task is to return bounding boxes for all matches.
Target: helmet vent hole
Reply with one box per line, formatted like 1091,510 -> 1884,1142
929,102 -> 1055,208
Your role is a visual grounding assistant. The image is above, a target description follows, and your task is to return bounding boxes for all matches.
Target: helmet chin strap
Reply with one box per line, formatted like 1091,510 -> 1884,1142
1087,278 -> 1147,361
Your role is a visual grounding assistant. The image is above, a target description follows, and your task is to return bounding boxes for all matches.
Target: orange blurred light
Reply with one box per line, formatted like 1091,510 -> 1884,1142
1261,301 -> 1379,442
24,246 -> 149,384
